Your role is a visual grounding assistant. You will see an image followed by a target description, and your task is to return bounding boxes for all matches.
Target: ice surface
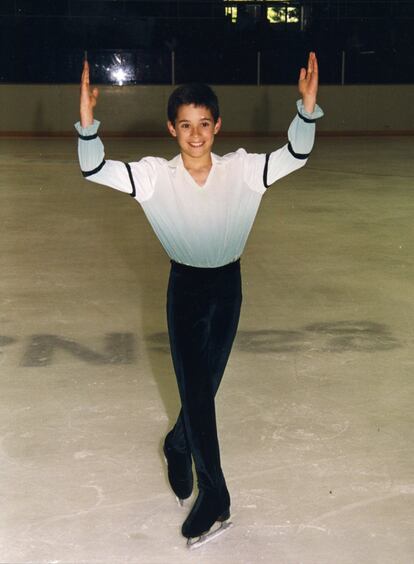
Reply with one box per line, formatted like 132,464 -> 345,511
0,135 -> 413,563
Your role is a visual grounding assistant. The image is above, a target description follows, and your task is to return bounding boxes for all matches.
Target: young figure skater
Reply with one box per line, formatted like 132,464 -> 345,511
76,53 -> 323,549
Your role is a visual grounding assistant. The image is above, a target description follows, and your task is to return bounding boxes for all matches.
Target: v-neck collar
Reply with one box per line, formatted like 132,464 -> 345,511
168,153 -> 221,189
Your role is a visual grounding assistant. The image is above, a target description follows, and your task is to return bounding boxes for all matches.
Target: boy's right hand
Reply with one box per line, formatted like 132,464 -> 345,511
80,59 -> 99,127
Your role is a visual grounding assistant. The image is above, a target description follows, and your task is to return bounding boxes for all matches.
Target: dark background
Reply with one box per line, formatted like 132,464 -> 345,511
1,0 -> 413,84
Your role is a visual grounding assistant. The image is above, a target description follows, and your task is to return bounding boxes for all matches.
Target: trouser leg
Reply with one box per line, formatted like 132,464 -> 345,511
167,261 -> 242,491
168,305 -> 239,453
166,409 -> 188,453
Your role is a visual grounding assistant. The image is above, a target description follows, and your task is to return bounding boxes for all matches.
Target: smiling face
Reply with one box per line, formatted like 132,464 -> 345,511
167,104 -> 222,164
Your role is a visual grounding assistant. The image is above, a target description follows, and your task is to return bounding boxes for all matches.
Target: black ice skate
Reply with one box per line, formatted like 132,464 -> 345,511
163,431 -> 193,506
181,487 -> 233,549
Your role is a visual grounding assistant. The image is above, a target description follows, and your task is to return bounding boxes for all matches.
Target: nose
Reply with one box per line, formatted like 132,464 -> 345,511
190,126 -> 201,138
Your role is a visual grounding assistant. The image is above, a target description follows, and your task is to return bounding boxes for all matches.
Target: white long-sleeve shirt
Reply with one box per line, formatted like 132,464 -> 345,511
75,100 -> 323,268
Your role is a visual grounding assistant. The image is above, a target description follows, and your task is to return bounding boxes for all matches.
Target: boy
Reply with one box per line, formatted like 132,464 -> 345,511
75,53 -> 323,549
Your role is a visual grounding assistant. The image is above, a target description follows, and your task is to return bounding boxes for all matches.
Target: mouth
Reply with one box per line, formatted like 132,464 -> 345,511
188,142 -> 204,148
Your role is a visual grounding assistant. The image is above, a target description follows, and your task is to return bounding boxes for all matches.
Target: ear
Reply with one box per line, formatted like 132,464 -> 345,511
167,120 -> 177,137
214,117 -> 222,135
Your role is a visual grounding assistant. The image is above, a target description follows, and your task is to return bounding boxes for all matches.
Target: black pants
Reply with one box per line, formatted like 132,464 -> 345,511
166,259 -> 242,492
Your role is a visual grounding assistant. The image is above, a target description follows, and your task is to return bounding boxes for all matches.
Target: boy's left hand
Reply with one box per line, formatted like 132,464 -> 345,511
298,52 -> 319,114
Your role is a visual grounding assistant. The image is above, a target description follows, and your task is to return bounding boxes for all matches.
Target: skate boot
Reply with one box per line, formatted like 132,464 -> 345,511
181,485 -> 232,549
163,430 -> 193,506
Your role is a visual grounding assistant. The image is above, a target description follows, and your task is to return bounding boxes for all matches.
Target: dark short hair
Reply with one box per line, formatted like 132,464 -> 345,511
167,83 -> 220,124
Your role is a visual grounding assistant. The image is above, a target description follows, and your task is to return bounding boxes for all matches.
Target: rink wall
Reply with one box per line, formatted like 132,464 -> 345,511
0,84 -> 413,135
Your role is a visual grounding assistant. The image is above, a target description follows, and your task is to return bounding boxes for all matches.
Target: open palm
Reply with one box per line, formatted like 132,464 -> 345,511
298,52 -> 319,111
80,59 -> 99,127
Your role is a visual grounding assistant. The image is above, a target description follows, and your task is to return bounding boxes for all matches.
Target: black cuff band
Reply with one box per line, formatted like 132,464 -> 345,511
263,153 -> 270,188
82,159 -> 106,177
78,132 -> 98,140
297,111 -> 316,124
124,162 -> 136,198
288,142 -> 310,160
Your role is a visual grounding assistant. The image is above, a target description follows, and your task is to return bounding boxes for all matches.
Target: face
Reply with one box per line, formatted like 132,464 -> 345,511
167,104 -> 221,161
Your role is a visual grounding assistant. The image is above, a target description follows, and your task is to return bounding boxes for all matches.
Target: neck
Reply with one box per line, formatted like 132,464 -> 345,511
181,152 -> 212,171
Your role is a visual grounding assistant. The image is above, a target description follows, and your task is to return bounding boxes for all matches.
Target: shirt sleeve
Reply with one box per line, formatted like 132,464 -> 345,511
242,100 -> 324,192
265,100 -> 324,186
74,119 -> 156,203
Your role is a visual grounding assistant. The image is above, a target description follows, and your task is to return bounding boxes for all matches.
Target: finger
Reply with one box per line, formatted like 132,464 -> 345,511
81,65 -> 87,88
92,87 -> 99,99
307,52 -> 314,74
299,68 -> 306,82
313,53 -> 319,75
82,60 -> 90,82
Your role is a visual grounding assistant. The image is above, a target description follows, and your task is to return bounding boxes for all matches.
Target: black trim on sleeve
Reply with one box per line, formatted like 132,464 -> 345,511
263,153 -> 271,188
287,142 -> 310,160
78,132 -> 98,141
297,111 -> 316,124
124,162 -> 136,198
82,159 -> 106,177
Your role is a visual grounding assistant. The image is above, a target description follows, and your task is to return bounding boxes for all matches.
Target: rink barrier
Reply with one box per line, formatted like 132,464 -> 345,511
0,84 -> 413,135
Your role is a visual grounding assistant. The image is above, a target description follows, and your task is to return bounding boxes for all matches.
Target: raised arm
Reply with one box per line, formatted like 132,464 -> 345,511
263,52 -> 324,187
75,59 -> 146,198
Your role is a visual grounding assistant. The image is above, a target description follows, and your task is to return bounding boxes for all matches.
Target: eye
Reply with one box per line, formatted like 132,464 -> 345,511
181,123 -> 190,129
201,122 -> 210,128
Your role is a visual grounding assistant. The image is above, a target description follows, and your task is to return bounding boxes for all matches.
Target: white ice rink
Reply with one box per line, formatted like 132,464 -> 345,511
1,134 -> 413,563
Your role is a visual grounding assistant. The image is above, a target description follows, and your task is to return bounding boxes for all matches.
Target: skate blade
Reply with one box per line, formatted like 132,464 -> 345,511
187,520 -> 233,550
